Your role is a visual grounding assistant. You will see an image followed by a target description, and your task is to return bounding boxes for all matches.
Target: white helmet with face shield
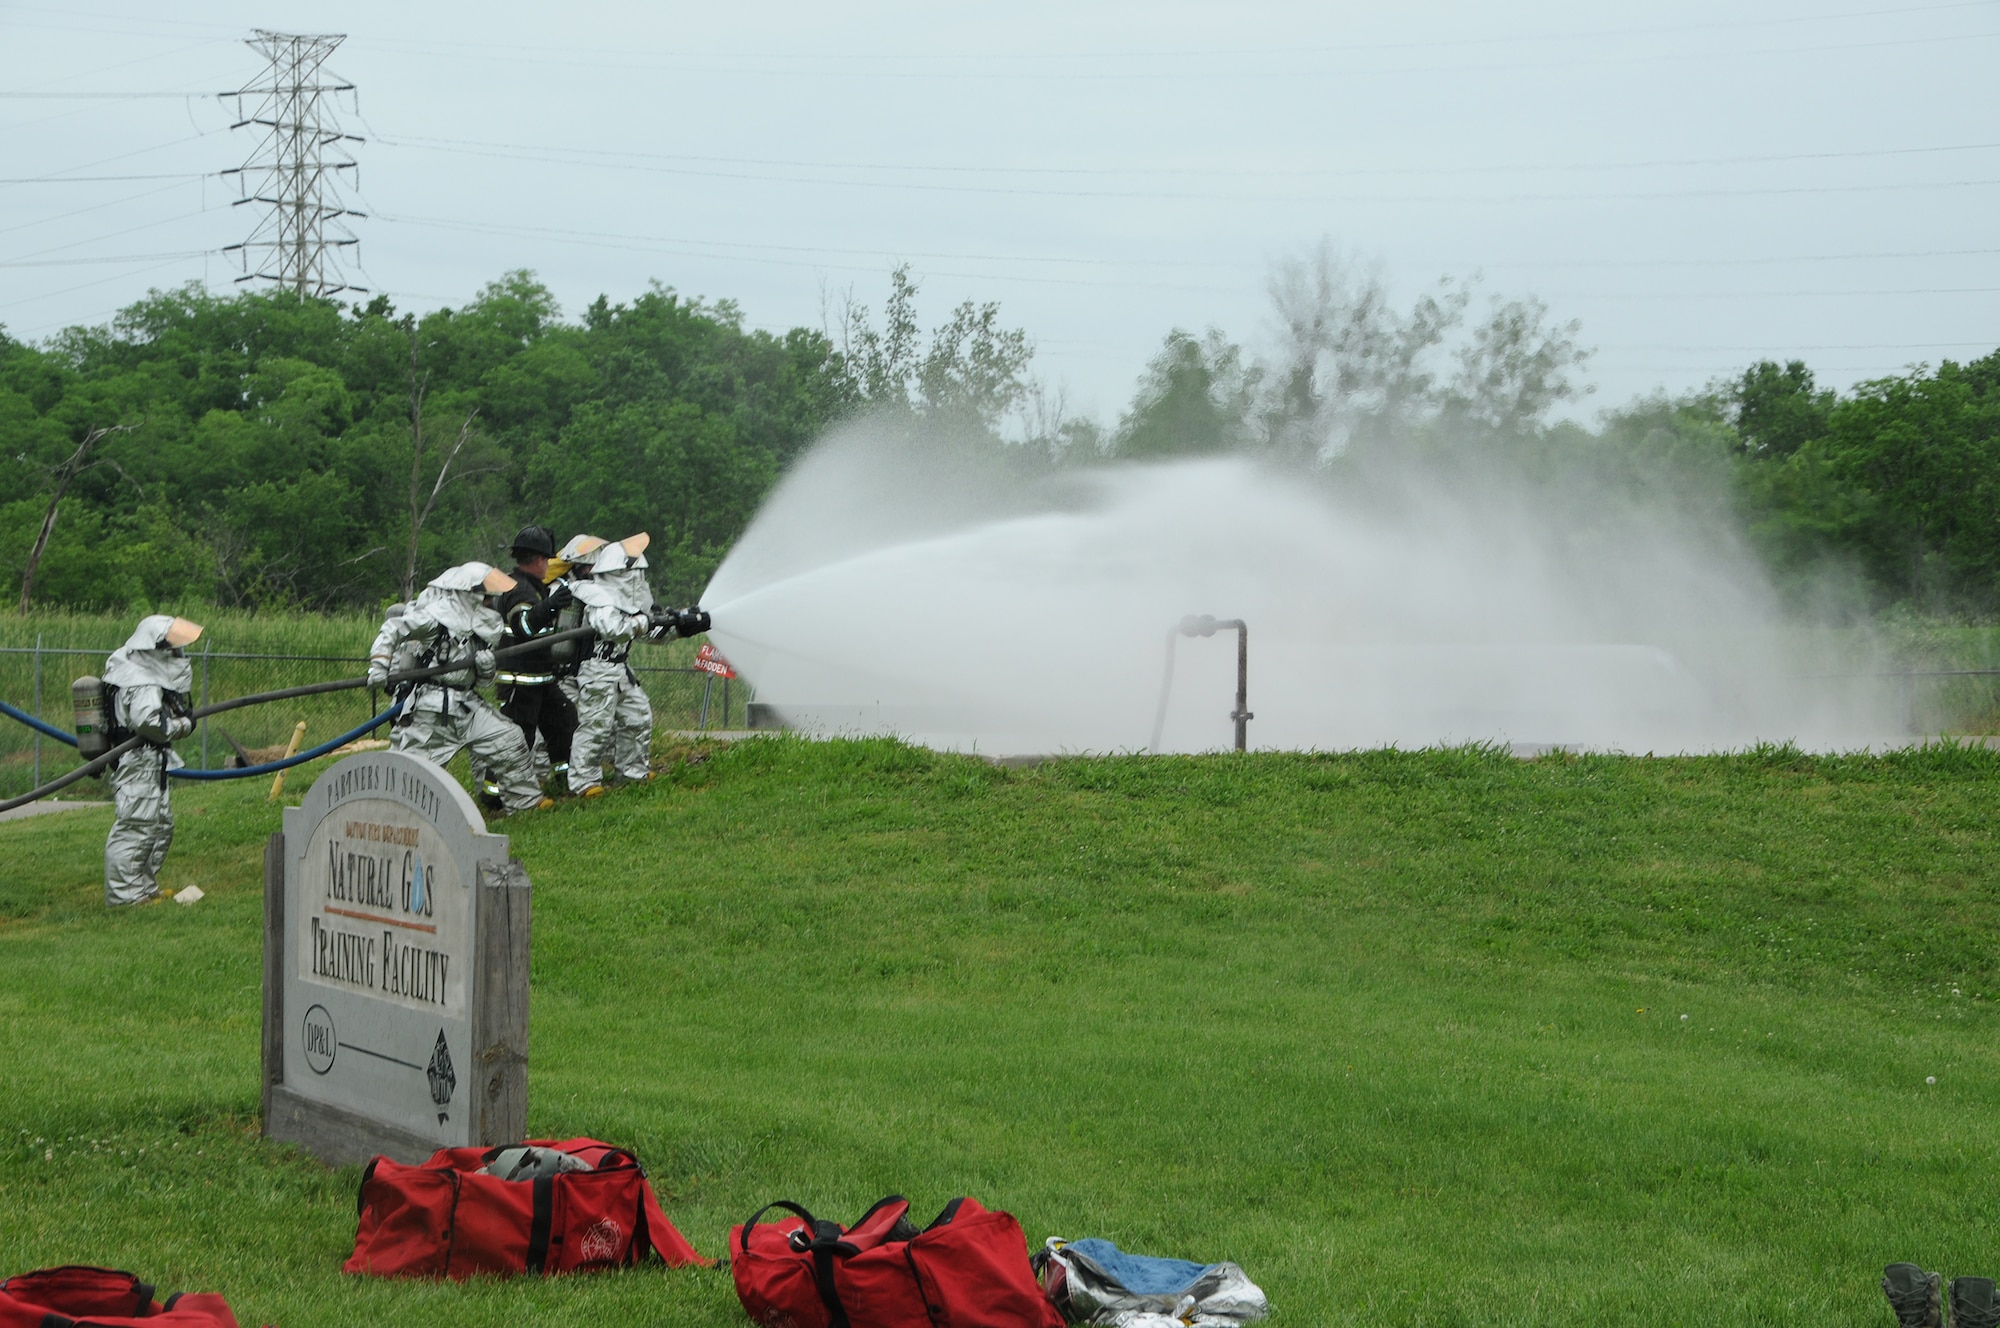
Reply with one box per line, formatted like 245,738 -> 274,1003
103,615 -> 203,691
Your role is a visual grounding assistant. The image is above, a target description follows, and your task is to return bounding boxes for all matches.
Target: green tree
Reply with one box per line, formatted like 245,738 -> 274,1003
530,398 -> 776,602
1447,295 -> 1593,437
829,266 -> 1032,438
1112,329 -> 1259,459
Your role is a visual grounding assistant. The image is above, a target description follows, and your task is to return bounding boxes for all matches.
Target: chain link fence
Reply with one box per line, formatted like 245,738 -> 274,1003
0,639 -> 753,801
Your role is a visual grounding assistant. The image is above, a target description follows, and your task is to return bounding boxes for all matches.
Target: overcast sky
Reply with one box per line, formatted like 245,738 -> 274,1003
2,0 -> 1996,426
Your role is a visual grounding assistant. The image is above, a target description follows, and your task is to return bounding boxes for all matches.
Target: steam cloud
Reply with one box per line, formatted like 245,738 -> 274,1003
703,419 -> 1896,755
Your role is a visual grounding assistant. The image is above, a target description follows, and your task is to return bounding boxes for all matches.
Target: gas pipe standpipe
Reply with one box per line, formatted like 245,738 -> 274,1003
1178,614 -> 1252,753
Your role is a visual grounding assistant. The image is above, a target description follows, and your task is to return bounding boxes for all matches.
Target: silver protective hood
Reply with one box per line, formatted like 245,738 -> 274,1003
429,561 -> 498,594
576,568 -> 653,615
576,540 -> 653,614
104,615 -> 194,692
405,578 -> 505,643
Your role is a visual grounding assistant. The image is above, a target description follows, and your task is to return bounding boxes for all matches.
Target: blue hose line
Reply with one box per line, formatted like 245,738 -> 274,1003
169,705 -> 402,780
0,700 -> 78,746
0,699 -> 401,779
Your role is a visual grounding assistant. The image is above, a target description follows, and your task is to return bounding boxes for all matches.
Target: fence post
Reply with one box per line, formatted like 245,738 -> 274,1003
722,675 -> 730,729
32,632 -> 42,788
200,640 -> 212,771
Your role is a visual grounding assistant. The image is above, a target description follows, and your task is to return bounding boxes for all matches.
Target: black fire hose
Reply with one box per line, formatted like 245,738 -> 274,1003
0,625 -> 601,815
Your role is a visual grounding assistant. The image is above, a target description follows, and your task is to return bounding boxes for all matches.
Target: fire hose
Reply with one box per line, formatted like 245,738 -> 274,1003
0,625 -> 600,814
0,698 -> 408,780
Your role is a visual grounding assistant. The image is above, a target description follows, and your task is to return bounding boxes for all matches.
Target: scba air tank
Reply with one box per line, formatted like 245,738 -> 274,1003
550,589 -> 584,665
72,675 -> 110,760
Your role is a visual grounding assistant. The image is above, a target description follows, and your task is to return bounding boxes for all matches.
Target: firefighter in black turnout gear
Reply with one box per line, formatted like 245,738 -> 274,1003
483,524 -> 579,805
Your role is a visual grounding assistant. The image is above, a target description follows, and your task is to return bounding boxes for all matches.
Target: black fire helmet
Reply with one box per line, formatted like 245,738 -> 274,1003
509,524 -> 556,559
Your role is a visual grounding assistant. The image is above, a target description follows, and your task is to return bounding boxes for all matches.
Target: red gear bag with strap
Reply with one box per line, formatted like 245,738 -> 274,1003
0,1267 -> 246,1328
344,1137 -> 709,1279
729,1195 -> 1063,1328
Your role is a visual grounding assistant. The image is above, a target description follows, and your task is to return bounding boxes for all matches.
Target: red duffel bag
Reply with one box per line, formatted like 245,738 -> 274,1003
730,1195 -> 1062,1328
345,1137 -> 710,1279
0,1266 -> 248,1328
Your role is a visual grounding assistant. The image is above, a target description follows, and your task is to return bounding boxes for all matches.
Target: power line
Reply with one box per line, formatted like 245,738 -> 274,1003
376,138 -> 2000,204
1476,248 -> 2000,270
0,173 -> 215,183
372,212 -> 1235,293
363,24 -> 2000,81
2,253 -> 211,315
0,251 -> 218,268
1548,287 -> 2000,301
1,130 -> 223,187
1600,341 -> 1999,352
370,212 -> 2000,302
0,178 -> 195,238
4,207 -> 215,265
8,0 -> 1990,61
22,8 -> 1974,83
359,7 -> 2000,73
362,210 -> 2000,276
371,131 -> 2000,182
0,91 -> 226,99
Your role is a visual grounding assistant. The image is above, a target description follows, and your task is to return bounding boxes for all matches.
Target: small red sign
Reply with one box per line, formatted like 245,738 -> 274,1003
695,643 -> 736,678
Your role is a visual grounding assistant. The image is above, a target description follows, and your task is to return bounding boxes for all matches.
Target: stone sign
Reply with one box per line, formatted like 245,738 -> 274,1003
262,750 -> 530,1167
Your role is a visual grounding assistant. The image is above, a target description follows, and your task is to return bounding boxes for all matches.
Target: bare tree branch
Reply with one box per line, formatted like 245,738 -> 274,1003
19,423 -> 133,612
416,409 -> 479,534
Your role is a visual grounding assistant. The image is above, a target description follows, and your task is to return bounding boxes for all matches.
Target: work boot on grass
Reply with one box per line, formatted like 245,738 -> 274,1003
1952,1277 -> 2000,1328
1883,1264 -> 1944,1328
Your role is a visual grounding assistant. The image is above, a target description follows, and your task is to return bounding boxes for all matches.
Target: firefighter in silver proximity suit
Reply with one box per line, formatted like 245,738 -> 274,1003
568,534 -> 663,797
102,614 -> 202,905
367,562 -> 550,815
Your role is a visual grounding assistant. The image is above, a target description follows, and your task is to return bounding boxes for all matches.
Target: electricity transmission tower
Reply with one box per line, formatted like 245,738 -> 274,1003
222,30 -> 367,297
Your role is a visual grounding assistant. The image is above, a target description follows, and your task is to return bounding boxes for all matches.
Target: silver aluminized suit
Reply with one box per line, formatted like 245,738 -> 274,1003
568,544 -> 656,793
102,616 -> 196,905
369,565 -> 544,815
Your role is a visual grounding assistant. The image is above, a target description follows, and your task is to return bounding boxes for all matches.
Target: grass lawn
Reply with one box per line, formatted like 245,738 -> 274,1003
2,736 -> 1998,1326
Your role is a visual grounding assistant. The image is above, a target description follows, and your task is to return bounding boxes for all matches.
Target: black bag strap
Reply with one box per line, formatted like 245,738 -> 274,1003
922,1197 -> 968,1232
525,1175 -> 556,1275
737,1200 -> 861,1328
738,1200 -> 818,1259
440,1169 -> 463,1279
805,1221 -> 858,1328
355,1158 -> 380,1216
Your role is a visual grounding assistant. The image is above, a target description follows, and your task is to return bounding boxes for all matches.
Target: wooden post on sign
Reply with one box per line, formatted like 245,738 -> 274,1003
268,720 -> 307,801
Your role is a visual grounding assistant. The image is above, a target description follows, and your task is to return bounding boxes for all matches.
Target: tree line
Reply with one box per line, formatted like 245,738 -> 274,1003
0,254 -> 1994,615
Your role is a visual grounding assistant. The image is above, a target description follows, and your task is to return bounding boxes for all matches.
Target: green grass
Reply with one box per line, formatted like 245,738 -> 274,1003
3,736 -> 1999,1325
